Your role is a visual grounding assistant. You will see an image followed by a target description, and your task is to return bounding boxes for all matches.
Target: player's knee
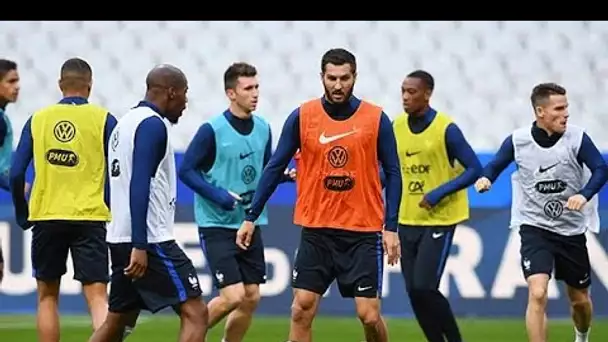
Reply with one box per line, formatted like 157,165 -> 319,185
355,298 -> 381,327
291,292 -> 317,324
242,285 -> 261,311
568,288 -> 591,310
221,284 -> 247,310
180,298 -> 209,328
528,284 -> 548,304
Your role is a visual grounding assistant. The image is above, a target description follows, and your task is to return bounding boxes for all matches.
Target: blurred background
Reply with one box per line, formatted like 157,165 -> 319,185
1,21 -> 608,341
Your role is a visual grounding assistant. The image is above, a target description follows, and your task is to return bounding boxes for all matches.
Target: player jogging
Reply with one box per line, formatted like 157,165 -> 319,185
0,59 -> 20,285
179,62 -> 293,342
89,64 -> 208,342
475,83 -> 608,342
236,48 -> 402,342
10,58 -> 115,342
392,70 -> 482,342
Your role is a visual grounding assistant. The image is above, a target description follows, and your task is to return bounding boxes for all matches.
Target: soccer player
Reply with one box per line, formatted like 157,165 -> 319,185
236,48 -> 402,342
10,58 -> 115,342
475,83 -> 608,342
179,62 -> 293,342
392,70 -> 482,342
89,64 -> 208,342
0,59 -> 20,285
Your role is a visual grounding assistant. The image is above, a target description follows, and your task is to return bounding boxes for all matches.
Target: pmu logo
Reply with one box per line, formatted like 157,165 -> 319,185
46,149 -> 79,167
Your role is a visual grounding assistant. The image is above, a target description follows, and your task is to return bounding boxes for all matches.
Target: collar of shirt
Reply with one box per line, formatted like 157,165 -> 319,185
531,121 -> 562,147
58,96 -> 88,105
135,100 -> 165,117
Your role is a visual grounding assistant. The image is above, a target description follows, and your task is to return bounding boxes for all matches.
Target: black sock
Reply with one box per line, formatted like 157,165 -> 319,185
412,289 -> 462,342
409,289 -> 446,342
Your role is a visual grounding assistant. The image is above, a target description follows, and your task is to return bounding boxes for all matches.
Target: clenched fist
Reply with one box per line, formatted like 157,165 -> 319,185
565,194 -> 587,211
474,177 -> 492,193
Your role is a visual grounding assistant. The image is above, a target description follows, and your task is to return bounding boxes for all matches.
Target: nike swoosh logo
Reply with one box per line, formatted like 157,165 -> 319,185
432,232 -> 444,239
357,286 -> 372,292
405,151 -> 421,157
319,130 -> 358,144
538,162 -> 559,173
239,152 -> 254,159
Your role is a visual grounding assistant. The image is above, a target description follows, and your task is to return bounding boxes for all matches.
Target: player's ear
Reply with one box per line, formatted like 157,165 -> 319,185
424,89 -> 432,101
58,78 -> 64,92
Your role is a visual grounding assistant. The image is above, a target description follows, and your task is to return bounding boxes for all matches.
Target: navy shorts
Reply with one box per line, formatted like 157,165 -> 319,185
108,241 -> 203,314
293,227 -> 383,298
399,225 -> 456,292
519,224 -> 591,289
199,226 -> 266,289
31,220 -> 109,284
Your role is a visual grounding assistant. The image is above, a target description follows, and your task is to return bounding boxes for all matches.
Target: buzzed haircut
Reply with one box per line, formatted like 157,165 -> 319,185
60,58 -> 92,89
146,64 -> 187,91
530,82 -> 566,108
407,70 -> 435,92
0,59 -> 17,81
321,48 -> 357,74
224,62 -> 257,90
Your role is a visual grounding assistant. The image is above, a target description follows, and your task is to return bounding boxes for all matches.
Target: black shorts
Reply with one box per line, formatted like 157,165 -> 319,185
399,225 -> 456,292
519,224 -> 591,289
199,226 -> 266,289
293,227 -> 383,298
31,220 -> 109,284
108,240 -> 203,314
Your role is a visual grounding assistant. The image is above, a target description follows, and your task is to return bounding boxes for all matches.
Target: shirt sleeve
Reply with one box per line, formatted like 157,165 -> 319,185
245,108 -> 301,222
481,135 -> 515,183
377,112 -> 402,232
103,113 -> 118,207
576,132 -> 608,200
130,116 -> 167,248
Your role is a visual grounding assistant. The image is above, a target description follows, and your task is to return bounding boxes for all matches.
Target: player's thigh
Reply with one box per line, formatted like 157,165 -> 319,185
31,222 -> 70,281
519,225 -> 555,279
108,243 -> 144,314
69,221 -> 110,284
199,227 -> 243,289
398,225 -> 424,291
410,225 -> 456,291
336,231 -> 383,299
237,226 -> 267,286
554,232 -> 591,289
135,241 -> 203,313
292,228 -> 335,296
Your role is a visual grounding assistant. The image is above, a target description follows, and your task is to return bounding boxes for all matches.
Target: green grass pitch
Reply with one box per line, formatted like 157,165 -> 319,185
0,315 -> 606,341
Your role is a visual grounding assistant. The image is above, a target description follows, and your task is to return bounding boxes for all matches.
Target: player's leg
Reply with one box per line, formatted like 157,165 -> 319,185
223,227 -> 267,342
519,225 -> 554,342
337,231 -> 387,342
89,243 -> 143,342
554,232 -> 592,342
199,228 -> 248,329
31,223 -> 70,342
70,222 -> 110,331
289,228 -> 335,342
0,243 -> 4,285
138,241 -> 208,341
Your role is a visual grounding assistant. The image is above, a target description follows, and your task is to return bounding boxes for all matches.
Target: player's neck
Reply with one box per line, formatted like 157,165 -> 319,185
0,99 -> 7,111
409,105 -> 430,118
61,91 -> 88,99
535,121 -> 557,137
229,104 -> 252,119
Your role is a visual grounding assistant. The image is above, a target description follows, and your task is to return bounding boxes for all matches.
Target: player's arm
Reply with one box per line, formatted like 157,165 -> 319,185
576,132 -> 608,200
178,123 -> 240,210
130,116 -> 167,249
9,117 -> 33,228
244,108 -> 301,222
103,113 -> 118,207
263,129 -> 294,184
377,112 -> 402,232
480,135 -> 515,183
0,116 -> 9,191
424,123 -> 482,206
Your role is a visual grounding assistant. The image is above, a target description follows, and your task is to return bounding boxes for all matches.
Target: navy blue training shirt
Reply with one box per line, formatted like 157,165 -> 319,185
244,95 -> 403,232
0,109 -> 9,191
10,96 -> 117,227
482,122 -> 608,200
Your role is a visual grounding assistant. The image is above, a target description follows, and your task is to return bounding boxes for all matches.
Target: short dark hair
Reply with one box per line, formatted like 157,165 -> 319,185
530,82 -> 566,108
407,70 -> 435,91
61,57 -> 92,78
0,59 -> 17,81
224,62 -> 257,90
321,48 -> 357,74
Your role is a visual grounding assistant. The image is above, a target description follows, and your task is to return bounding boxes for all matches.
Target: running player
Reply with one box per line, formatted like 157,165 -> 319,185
236,48 -> 402,342
89,64 -> 208,342
475,83 -> 608,342
0,59 -> 20,285
10,58 -> 115,342
179,62 -> 293,342
393,70 -> 482,342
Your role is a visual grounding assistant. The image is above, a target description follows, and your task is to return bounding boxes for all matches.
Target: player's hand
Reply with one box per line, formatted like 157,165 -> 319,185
24,182 -> 31,196
284,167 -> 297,181
383,230 -> 400,266
418,198 -> 432,210
124,248 -> 148,279
236,220 -> 255,250
475,177 -> 492,193
566,194 -> 587,211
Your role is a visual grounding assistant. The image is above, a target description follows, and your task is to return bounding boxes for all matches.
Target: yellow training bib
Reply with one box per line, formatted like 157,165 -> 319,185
393,111 -> 469,226
29,103 -> 111,221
